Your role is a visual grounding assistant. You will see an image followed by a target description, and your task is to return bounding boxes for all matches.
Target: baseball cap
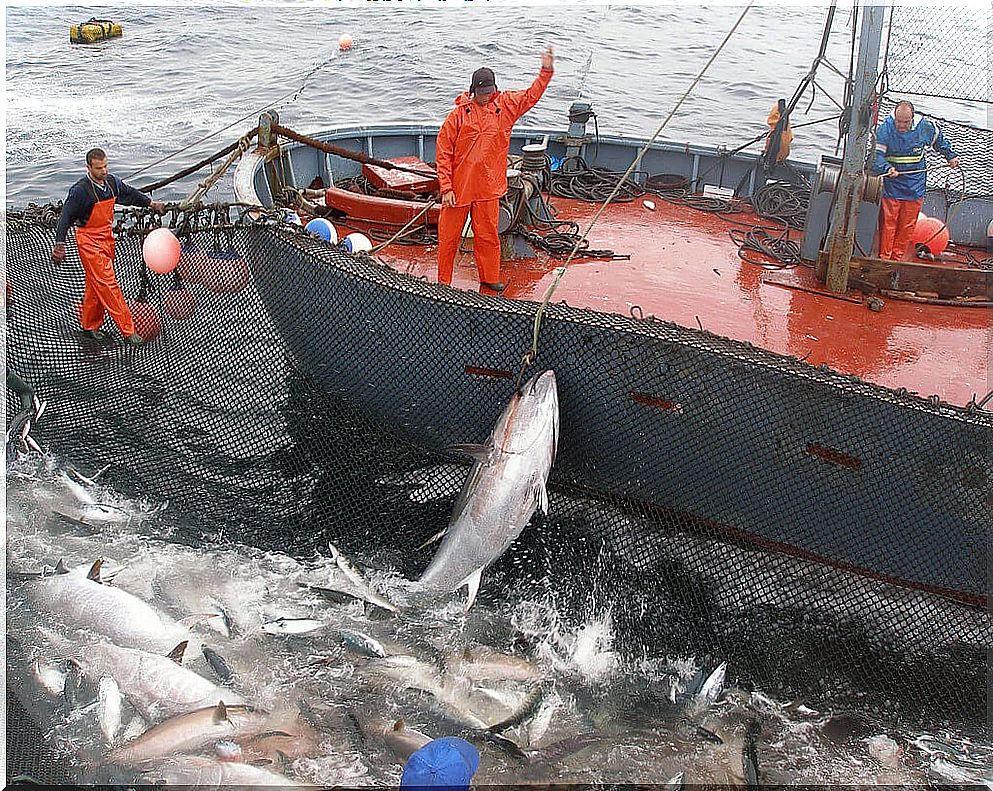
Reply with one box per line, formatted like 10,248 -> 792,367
400,737 -> 480,789
469,68 -> 497,95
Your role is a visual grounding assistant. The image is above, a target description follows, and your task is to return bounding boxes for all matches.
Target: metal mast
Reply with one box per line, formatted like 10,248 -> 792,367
823,4 -> 886,293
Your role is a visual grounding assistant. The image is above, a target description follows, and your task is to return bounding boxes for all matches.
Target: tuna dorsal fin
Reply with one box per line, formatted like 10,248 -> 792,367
213,700 -> 229,723
54,559 -> 69,575
166,641 -> 188,664
392,719 -> 406,732
86,559 -> 104,582
443,443 -> 491,463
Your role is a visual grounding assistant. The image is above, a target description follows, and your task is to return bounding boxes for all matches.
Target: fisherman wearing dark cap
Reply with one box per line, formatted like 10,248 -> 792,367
401,736 -> 480,789
435,47 -> 554,293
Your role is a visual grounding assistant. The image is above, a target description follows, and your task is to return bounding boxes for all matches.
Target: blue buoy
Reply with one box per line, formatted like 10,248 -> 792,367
305,218 -> 338,244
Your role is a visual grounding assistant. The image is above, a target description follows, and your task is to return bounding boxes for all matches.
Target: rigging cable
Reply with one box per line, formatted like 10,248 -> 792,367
519,5 -> 754,377
125,47 -> 341,181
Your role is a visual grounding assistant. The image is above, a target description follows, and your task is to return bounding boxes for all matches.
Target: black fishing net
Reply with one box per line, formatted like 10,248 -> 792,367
5,203 -> 992,783
883,5 -> 992,199
886,5 -> 990,107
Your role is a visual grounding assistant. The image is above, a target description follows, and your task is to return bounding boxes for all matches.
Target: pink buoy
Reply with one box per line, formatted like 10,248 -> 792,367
143,228 -> 181,274
163,285 -> 196,321
201,250 -> 250,294
129,301 -> 162,341
177,242 -> 207,284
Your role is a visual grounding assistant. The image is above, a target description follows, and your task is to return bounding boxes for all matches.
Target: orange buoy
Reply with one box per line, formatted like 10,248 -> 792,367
143,228 -> 181,274
912,215 -> 949,256
177,243 -> 207,284
338,33 -> 353,51
201,250 -> 250,294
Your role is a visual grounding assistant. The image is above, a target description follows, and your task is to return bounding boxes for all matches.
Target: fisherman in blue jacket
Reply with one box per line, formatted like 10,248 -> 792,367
871,101 -> 959,260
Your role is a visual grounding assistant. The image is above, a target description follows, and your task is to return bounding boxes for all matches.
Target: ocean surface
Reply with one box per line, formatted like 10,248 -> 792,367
5,4 -> 987,205
5,4 -> 992,787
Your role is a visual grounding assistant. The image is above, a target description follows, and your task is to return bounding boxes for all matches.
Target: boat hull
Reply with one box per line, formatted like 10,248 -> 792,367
248,228 -> 991,606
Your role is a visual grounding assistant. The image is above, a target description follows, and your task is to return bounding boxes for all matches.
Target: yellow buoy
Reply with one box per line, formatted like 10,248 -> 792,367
70,19 -> 123,45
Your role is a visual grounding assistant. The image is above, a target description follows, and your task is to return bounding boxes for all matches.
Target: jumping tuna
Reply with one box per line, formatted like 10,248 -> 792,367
419,370 -> 559,607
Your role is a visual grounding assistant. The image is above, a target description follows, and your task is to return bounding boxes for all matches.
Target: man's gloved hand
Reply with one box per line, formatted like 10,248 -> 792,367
541,46 -> 555,71
441,191 -> 457,208
150,200 -> 167,214
51,243 -> 67,265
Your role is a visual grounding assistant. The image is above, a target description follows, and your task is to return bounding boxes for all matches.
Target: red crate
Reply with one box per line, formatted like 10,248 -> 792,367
362,156 -> 439,194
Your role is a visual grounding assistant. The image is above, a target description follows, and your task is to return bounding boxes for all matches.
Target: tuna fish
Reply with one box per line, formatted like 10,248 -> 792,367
419,370 -> 559,607
23,561 -> 194,653
351,711 -> 432,761
69,641 -> 244,719
105,701 -> 270,766
140,754 -> 302,787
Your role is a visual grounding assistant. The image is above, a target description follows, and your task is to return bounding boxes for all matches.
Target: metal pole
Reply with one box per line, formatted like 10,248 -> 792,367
824,4 -> 885,293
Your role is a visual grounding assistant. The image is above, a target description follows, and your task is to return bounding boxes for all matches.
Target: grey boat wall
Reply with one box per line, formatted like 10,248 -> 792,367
246,222 -> 991,607
235,126 -> 992,607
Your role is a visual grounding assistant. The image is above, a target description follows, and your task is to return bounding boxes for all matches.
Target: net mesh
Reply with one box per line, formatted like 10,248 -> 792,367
5,205 -> 992,782
883,5 -> 992,199
885,5 -> 991,106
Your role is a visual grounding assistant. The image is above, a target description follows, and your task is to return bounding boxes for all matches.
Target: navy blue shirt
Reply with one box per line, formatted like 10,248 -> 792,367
55,174 -> 151,243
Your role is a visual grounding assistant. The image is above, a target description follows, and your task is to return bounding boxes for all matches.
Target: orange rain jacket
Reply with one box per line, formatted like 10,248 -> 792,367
765,102 -> 793,163
436,67 -> 554,206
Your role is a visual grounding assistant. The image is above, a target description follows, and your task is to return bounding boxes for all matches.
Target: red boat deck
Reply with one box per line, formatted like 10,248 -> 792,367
370,197 -> 989,408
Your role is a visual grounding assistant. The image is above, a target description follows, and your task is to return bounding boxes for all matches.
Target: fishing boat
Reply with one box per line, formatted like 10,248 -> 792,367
228,7 -> 990,608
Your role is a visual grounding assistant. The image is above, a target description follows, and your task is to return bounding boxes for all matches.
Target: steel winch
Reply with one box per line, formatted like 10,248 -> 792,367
815,161 -> 883,204
500,135 -> 554,235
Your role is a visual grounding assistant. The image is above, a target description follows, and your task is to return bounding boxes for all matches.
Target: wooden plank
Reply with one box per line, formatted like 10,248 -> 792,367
816,252 -> 993,300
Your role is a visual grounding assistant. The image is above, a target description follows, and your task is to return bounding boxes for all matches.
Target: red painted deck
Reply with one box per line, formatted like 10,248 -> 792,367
369,197 -> 989,408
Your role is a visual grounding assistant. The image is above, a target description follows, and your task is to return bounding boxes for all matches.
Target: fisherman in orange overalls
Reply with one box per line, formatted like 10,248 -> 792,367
436,47 -> 554,293
52,148 -> 165,344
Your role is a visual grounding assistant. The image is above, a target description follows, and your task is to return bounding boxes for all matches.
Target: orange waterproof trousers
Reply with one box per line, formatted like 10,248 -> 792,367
75,194 -> 135,336
878,195 -> 923,261
437,199 -> 501,286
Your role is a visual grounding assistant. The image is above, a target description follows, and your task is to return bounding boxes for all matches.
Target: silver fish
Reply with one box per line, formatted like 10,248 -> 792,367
97,676 -> 122,744
321,542 -> 398,614
351,712 -> 432,761
70,641 -> 243,718
419,370 -> 558,608
444,645 -> 543,682
24,561 -> 194,653
338,628 -> 387,658
106,701 -> 269,766
262,617 -> 325,636
142,755 -> 302,787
